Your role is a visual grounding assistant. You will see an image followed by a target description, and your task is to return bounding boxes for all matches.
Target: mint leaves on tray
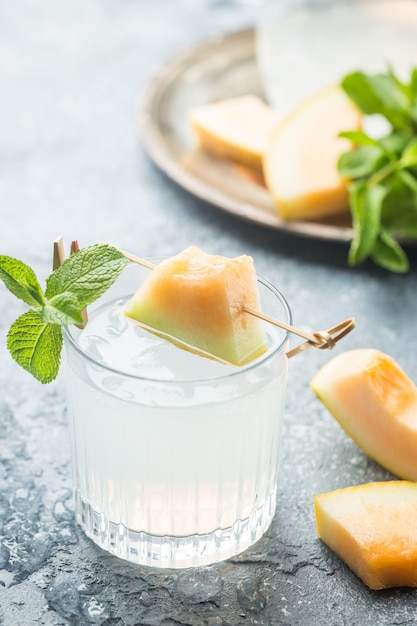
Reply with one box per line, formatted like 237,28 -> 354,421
338,67 -> 417,272
0,244 -> 128,383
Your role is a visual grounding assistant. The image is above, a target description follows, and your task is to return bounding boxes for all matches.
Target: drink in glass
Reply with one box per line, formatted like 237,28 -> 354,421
63,261 -> 290,568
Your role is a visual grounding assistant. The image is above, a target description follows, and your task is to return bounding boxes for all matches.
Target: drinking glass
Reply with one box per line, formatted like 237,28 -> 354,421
63,261 -> 291,568
256,0 -> 417,114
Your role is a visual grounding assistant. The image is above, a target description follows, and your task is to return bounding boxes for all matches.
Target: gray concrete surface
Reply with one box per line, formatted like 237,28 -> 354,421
1,1 -> 417,624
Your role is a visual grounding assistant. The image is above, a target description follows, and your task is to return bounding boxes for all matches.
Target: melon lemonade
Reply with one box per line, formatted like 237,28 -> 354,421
63,260 -> 290,568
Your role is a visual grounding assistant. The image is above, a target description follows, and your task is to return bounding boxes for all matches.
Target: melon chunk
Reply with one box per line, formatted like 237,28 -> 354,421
263,86 -> 362,220
310,349 -> 417,481
314,481 -> 417,590
124,246 -> 268,365
189,96 -> 280,172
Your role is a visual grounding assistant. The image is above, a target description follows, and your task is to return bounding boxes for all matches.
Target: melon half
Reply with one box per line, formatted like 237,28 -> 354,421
124,246 -> 268,365
310,349 -> 417,480
263,86 -> 362,220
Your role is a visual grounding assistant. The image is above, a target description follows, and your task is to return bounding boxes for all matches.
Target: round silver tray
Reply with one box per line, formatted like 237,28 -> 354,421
139,28 -> 354,243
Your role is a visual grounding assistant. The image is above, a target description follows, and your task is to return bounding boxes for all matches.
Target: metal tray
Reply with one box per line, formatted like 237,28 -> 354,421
139,28 -> 353,243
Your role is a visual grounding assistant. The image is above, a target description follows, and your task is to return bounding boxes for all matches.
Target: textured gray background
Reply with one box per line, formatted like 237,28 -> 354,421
1,1 -> 417,624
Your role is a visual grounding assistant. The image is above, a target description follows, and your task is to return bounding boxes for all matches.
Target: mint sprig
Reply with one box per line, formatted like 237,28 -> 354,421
338,67 -> 417,272
0,244 -> 128,383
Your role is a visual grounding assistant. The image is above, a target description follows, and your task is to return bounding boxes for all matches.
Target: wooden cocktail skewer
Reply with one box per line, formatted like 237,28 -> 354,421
120,248 -> 156,271
52,237 -> 88,328
53,236 -> 65,270
69,239 -> 88,328
116,247 -> 356,359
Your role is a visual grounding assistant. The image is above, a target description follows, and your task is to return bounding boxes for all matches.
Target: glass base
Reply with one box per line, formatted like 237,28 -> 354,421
74,489 -> 276,568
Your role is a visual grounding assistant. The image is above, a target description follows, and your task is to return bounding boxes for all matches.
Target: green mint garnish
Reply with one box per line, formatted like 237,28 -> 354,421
45,244 -> 129,307
0,256 -> 46,307
7,309 -> 63,384
0,243 -> 128,383
338,67 -> 417,272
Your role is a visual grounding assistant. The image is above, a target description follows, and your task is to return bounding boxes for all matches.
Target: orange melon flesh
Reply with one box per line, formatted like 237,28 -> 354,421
314,481 -> 417,590
188,95 -> 280,173
124,246 -> 268,365
310,349 -> 417,481
263,86 -> 362,220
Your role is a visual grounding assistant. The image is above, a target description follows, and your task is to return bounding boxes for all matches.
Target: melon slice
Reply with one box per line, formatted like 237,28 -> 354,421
314,481 -> 417,590
124,246 -> 268,365
188,95 -> 280,173
310,349 -> 417,481
263,86 -> 362,220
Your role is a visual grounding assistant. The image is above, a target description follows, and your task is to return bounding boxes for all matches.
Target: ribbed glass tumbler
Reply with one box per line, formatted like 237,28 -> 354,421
63,263 -> 290,568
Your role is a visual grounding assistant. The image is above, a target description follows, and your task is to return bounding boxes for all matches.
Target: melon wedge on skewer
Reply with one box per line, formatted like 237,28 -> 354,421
125,245 -> 268,366
314,481 -> 417,590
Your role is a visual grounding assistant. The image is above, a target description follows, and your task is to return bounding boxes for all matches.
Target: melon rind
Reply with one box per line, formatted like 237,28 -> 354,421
314,481 -> 417,590
124,246 -> 268,366
310,348 -> 417,481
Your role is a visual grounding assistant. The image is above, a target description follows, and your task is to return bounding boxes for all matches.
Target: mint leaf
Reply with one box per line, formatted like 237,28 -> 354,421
411,68 -> 417,98
338,145 -> 384,179
369,74 -> 413,130
379,131 -> 411,157
0,256 -> 45,307
341,72 -> 386,116
341,71 -> 413,132
348,182 -> 386,266
385,209 -> 417,237
42,292 -> 84,325
371,229 -> 409,273
409,69 -> 417,122
45,243 -> 128,308
396,169 -> 417,195
339,130 -> 381,148
387,65 -> 409,97
7,309 -> 62,383
400,137 -> 417,169
381,173 -> 417,237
